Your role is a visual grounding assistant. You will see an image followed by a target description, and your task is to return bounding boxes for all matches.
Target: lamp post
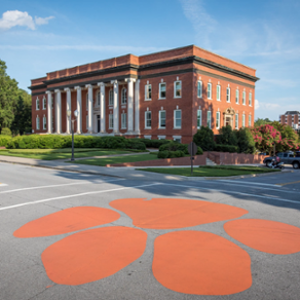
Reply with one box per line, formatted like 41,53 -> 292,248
67,109 -> 78,161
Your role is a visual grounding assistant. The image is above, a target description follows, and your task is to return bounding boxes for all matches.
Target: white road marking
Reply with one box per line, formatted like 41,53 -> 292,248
0,183 -> 162,211
216,180 -> 282,187
164,183 -> 300,205
0,183 -> 8,187
0,179 -> 125,194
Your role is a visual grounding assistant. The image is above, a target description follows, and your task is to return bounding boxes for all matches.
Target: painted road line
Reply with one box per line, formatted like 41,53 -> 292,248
0,178 -> 125,194
164,183 -> 300,205
0,183 -> 162,211
217,180 -> 282,187
0,183 -> 8,187
276,180 -> 300,186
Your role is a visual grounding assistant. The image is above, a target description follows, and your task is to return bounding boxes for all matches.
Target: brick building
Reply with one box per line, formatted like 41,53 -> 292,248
279,111 -> 300,131
29,45 -> 259,143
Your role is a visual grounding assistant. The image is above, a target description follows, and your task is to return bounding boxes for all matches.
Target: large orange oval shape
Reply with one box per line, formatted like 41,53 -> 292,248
224,219 -> 300,255
14,207 -> 120,238
152,231 -> 252,295
42,226 -> 147,285
110,198 -> 248,229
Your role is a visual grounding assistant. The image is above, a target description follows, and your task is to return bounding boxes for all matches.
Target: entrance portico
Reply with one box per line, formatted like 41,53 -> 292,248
223,107 -> 235,127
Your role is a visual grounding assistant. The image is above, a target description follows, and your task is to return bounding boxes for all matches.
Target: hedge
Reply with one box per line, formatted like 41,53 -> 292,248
159,142 -> 203,155
130,138 -> 172,148
214,144 -> 239,153
0,135 -> 12,147
6,135 -> 146,151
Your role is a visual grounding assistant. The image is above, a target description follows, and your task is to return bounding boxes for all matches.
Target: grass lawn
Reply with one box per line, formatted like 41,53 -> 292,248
0,148 -> 136,160
138,165 -> 280,177
70,153 -> 159,166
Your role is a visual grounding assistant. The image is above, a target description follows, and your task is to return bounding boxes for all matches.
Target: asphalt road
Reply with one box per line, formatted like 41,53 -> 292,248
0,162 -> 299,300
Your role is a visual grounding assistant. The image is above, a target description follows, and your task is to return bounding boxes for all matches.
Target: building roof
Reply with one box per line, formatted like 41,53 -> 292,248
284,111 -> 300,115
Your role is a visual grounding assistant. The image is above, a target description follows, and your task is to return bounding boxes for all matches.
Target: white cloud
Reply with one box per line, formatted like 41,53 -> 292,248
0,10 -> 54,31
255,99 -> 260,110
35,16 -> 54,25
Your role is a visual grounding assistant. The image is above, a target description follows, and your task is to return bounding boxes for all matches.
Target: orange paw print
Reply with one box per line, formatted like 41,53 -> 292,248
14,198 -> 300,296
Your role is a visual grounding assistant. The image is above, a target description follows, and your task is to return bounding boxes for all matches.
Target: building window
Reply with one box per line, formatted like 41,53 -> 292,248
159,110 -> 166,129
207,83 -> 212,99
173,136 -> 182,143
36,98 -> 40,110
158,135 -> 166,140
145,111 -> 151,129
216,85 -> 221,101
121,88 -> 127,104
207,111 -> 211,129
226,87 -> 230,102
197,81 -> 202,98
36,116 -> 40,130
216,111 -> 220,129
42,97 -> 46,110
248,115 -> 252,127
174,110 -> 182,129
242,91 -> 246,105
145,84 -> 152,100
96,91 -> 100,106
144,135 -> 151,140
197,109 -> 202,129
236,89 -> 239,104
109,114 -> 113,129
86,93 -> 89,110
159,83 -> 166,99
43,116 -> 46,130
174,81 -> 182,98
109,89 -> 113,106
242,114 -> 246,127
86,115 -> 88,129
249,92 -> 252,106
121,113 -> 127,129
235,113 -> 239,129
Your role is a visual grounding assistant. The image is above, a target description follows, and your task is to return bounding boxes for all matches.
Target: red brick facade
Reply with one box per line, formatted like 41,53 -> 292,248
30,45 -> 259,143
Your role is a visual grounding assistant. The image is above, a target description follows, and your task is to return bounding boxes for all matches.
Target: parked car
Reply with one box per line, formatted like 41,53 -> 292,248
263,152 -> 300,169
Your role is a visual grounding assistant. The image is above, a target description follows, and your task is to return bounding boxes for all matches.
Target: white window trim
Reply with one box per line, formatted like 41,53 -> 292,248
226,87 -> 230,103
174,80 -> 182,98
36,98 -> 40,110
248,115 -> 252,127
173,135 -> 182,143
207,111 -> 212,129
145,111 -> 152,129
236,89 -> 239,104
173,109 -> 182,129
145,84 -> 152,101
216,85 -> 221,101
242,114 -> 246,127
109,114 -> 113,129
197,109 -> 202,129
207,83 -> 212,100
216,111 -> 220,129
159,82 -> 166,100
197,81 -> 202,98
159,110 -> 166,129
235,113 -> 239,129
109,89 -> 113,106
144,135 -> 152,140
42,97 -> 46,110
158,135 -> 166,140
36,116 -> 40,130
242,91 -> 246,105
121,113 -> 127,129
96,91 -> 100,107
121,87 -> 127,105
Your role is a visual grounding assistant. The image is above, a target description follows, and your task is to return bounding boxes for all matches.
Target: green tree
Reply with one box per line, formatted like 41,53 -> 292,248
254,118 -> 272,127
0,59 -> 19,134
236,127 -> 255,154
193,126 -> 216,151
215,125 -> 238,146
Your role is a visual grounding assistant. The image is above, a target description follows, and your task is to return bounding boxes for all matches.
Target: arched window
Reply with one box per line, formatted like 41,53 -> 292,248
42,97 -> 46,110
36,98 -> 40,110
109,89 -> 113,105
121,88 -> 127,104
36,116 -> 40,130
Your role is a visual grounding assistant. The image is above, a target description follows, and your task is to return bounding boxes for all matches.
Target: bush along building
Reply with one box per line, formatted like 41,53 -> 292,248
29,45 -> 259,144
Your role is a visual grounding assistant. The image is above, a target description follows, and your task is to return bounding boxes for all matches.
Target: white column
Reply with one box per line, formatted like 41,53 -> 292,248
134,79 -> 140,134
46,91 -> 52,134
111,80 -> 119,134
75,86 -> 82,134
97,82 -> 106,134
86,84 -> 93,134
125,78 -> 136,134
64,88 -> 71,134
54,89 -> 62,134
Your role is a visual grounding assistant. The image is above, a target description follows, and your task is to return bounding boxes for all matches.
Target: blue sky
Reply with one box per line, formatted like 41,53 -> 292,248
1,0 -> 300,121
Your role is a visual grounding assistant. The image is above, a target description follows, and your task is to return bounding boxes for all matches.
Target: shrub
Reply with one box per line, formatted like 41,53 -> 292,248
130,138 -> 171,148
193,127 -> 215,151
235,128 -> 255,154
214,144 -> 239,153
1,127 -> 12,136
157,150 -> 170,159
157,150 -> 185,159
158,142 -> 203,157
215,125 -> 238,146
0,135 -> 12,147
